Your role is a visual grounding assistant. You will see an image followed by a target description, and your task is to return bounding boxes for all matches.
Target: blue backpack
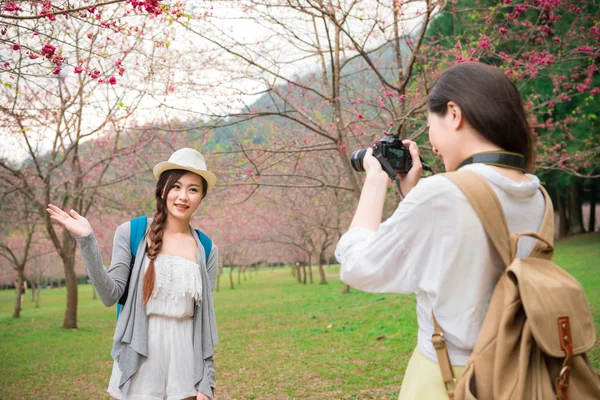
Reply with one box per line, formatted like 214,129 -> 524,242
116,215 -> 212,319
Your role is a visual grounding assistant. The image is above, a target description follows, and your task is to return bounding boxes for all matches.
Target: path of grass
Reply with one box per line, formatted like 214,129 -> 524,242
1,233 -> 598,399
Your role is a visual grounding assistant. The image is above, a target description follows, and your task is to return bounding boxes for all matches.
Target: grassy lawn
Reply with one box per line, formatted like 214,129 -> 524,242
1,233 -> 598,399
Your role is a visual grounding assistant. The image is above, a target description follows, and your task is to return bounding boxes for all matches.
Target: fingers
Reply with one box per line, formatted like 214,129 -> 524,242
363,147 -> 383,176
47,204 -> 70,219
69,209 -> 81,220
402,140 -> 422,171
46,204 -> 78,224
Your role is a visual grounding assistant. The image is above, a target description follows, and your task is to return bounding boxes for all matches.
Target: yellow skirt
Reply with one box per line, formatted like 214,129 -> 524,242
398,347 -> 465,400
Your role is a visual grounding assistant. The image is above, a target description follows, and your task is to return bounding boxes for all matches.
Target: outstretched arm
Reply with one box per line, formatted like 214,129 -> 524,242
46,205 -> 132,306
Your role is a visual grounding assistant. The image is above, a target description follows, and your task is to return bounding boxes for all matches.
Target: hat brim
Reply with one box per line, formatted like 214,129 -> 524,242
153,162 -> 217,190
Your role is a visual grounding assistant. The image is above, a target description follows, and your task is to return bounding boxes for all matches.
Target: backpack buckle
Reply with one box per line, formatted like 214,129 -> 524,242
445,378 -> 457,395
432,331 -> 445,349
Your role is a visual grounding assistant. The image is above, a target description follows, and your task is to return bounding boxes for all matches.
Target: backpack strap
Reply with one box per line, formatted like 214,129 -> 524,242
116,216 -> 147,320
527,186 -> 554,259
444,170 -> 512,266
195,228 -> 212,265
130,216 -> 148,259
432,314 -> 457,398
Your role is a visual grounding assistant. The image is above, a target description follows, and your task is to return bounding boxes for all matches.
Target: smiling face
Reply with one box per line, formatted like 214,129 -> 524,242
164,172 -> 205,221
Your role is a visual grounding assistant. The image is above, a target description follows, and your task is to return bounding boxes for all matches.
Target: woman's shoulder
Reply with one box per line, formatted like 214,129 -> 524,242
406,174 -> 463,205
114,216 -> 152,238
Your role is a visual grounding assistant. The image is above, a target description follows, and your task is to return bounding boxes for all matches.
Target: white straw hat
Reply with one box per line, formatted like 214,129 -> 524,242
153,148 -> 217,189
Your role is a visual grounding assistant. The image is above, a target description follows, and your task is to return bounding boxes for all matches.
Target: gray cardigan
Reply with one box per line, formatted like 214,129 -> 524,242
76,219 -> 219,398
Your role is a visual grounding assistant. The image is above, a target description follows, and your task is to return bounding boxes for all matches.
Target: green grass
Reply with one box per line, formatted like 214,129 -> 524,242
1,233 -> 598,399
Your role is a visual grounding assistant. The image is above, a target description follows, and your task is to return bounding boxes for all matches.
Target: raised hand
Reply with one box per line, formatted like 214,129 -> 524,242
398,139 -> 423,197
46,204 -> 92,237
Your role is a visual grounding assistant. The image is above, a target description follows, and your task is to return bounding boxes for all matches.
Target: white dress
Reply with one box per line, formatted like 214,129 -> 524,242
108,254 -> 203,400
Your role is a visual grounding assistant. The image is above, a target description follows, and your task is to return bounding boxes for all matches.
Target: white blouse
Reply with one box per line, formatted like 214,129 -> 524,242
145,254 -> 203,318
335,163 -> 546,365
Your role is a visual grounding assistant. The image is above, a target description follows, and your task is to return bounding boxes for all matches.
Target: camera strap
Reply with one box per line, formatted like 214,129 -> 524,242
457,151 -> 526,172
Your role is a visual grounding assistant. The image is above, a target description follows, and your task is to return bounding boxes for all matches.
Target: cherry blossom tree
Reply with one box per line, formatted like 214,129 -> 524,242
0,13 -> 169,327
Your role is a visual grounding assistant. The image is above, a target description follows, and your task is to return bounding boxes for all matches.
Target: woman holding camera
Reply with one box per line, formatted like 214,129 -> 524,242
47,148 -> 219,400
335,62 -> 545,399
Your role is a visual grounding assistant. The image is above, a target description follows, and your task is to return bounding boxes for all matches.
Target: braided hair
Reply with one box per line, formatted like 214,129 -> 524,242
142,169 -> 208,305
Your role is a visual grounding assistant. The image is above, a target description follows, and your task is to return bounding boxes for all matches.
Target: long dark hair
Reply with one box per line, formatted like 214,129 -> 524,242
428,62 -> 534,172
142,169 -> 208,305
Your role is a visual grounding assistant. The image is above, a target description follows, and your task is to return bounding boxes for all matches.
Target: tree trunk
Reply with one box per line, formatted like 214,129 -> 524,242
63,258 -> 79,329
296,265 -> 301,283
216,265 -> 222,293
567,181 -> 585,236
237,266 -> 242,285
229,266 -> 235,289
61,232 -> 79,329
556,187 -> 568,238
588,179 -> 597,233
13,272 -> 25,318
34,275 -> 41,308
34,284 -> 41,308
308,255 -> 313,284
342,284 -> 350,294
92,284 -> 97,299
318,251 -> 328,284
302,264 -> 307,285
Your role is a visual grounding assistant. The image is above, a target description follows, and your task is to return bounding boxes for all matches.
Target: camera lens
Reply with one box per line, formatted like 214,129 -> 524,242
351,149 -> 367,172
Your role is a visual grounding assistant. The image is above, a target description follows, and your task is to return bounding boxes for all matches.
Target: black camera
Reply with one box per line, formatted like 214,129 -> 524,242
351,134 -> 413,175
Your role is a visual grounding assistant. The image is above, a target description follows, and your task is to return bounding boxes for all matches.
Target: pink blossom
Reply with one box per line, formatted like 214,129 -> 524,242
499,27 -> 508,36
379,103 -> 386,109
552,37 -> 560,43
478,36 -> 490,49
357,114 -> 364,120
41,43 -> 56,58
11,43 -> 21,51
74,66 -> 84,74
3,2 -> 22,11
548,102 -> 554,108
590,88 -> 600,95
109,76 -> 117,85
575,45 -> 593,55
52,68 -> 61,75
28,53 -> 38,59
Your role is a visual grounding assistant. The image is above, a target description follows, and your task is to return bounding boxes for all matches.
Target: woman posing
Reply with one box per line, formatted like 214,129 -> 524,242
48,148 -> 219,400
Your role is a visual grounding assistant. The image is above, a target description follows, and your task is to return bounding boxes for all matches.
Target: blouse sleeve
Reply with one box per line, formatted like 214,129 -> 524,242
335,175 -> 462,294
75,222 -> 132,307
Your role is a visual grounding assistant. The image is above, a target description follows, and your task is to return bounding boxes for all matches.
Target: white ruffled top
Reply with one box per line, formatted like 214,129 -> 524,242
144,254 -> 202,318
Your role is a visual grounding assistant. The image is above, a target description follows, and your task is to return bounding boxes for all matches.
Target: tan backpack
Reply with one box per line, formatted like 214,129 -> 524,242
431,170 -> 600,400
